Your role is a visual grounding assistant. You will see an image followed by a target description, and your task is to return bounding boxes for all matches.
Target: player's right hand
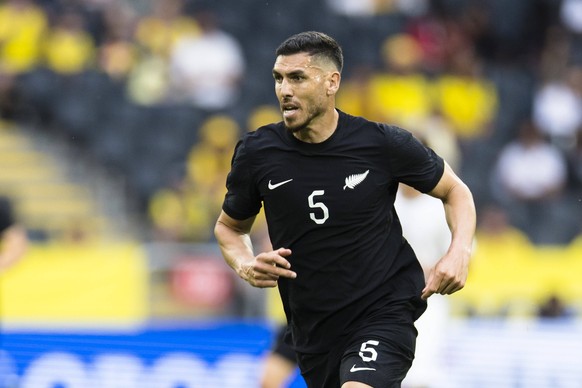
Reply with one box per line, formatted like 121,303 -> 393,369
241,248 -> 296,288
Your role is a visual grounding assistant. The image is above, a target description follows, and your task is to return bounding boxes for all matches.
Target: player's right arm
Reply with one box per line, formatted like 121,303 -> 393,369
215,210 -> 296,288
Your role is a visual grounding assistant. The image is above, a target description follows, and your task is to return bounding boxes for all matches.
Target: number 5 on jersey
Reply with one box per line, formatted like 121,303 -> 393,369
308,190 -> 329,224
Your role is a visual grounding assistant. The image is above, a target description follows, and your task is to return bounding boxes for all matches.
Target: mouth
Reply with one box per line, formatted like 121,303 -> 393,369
282,103 -> 299,118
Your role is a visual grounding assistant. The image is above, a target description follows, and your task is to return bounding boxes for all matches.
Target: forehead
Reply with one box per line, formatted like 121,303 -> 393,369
273,52 -> 323,74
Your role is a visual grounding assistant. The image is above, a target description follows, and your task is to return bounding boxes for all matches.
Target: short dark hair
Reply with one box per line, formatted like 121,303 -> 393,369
276,31 -> 343,72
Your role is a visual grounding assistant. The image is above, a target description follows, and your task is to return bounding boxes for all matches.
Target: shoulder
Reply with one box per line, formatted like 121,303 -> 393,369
243,122 -> 284,144
233,122 -> 285,160
340,111 -> 413,143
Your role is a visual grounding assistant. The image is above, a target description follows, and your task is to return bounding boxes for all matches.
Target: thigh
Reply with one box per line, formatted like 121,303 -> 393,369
339,320 -> 418,387
296,349 -> 340,388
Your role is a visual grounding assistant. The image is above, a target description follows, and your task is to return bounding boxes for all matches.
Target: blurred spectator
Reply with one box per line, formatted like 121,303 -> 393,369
97,3 -> 138,80
128,0 -> 199,106
395,0 -> 429,18
134,0 -> 199,59
0,196 -> 28,273
185,114 -> 240,194
533,65 -> 582,150
412,111 -> 462,171
148,114 -> 241,242
405,8 -> 449,73
560,0 -> 582,34
325,0 -> 380,17
148,180 -> 192,242
0,0 -> 48,74
538,26 -> 572,83
476,203 -> 531,242
466,203 -> 535,315
396,132 -> 456,387
492,119 -> 571,244
43,9 -> 96,75
126,54 -> 169,106
246,104 -> 281,132
168,8 -> 244,111
366,33 -> 433,127
537,294 -> 574,319
396,184 -> 451,388
432,47 -> 498,141
538,295 -> 572,318
326,0 -> 427,16
493,119 -> 568,203
335,64 -> 373,117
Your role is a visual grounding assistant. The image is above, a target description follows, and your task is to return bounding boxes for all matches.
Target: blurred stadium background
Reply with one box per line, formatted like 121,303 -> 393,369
0,0 -> 581,387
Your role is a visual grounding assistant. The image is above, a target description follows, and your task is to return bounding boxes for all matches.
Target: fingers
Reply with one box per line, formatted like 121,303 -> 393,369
421,267 -> 465,300
256,248 -> 296,276
245,248 -> 296,288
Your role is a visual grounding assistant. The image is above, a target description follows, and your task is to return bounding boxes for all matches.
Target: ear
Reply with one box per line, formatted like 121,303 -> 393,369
326,71 -> 341,96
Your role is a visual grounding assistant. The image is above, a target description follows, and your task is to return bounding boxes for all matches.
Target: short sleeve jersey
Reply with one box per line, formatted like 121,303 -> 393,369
223,110 -> 444,353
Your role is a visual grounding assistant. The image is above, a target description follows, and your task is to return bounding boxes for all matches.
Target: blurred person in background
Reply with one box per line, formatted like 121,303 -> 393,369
431,46 -> 497,143
97,3 -> 138,81
366,33 -> 433,128
128,0 -> 199,105
0,0 -> 47,75
396,131 -> 459,388
0,0 -> 48,120
215,31 -> 476,388
148,114 -> 241,242
43,8 -> 96,75
134,0 -> 199,60
492,118 -> 571,244
533,64 -> 582,151
396,183 -> 451,388
0,196 -> 27,273
168,7 -> 244,111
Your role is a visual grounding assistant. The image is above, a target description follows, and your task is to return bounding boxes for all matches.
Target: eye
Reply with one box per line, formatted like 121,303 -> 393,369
273,74 -> 283,83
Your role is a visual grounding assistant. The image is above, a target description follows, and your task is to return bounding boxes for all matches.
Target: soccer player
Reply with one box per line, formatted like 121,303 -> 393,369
0,196 -> 27,273
214,31 -> 476,388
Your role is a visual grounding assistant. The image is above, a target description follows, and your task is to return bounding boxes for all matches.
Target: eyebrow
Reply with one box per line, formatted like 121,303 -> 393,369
272,69 -> 308,78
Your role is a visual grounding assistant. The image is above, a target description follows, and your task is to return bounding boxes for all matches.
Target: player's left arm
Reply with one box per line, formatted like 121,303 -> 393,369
422,161 -> 476,300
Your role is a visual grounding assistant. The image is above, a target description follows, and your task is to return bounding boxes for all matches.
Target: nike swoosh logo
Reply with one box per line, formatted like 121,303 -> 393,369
350,364 -> 376,372
268,179 -> 293,190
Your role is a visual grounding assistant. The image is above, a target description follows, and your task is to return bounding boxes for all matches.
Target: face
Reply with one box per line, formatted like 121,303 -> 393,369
272,52 -> 338,132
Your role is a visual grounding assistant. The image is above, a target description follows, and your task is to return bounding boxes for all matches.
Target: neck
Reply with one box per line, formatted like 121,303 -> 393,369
292,108 -> 339,143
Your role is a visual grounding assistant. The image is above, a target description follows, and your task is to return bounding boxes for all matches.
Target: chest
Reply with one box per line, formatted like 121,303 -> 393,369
256,151 -> 394,226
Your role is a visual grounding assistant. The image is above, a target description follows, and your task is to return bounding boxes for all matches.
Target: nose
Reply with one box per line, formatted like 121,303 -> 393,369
278,78 -> 293,98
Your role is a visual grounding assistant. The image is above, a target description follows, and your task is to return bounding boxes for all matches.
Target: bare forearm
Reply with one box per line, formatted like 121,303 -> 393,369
214,219 -> 255,279
442,181 -> 476,259
214,211 -> 296,288
423,163 -> 476,299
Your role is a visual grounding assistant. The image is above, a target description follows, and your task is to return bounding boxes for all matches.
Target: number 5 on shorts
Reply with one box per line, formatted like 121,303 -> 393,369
359,340 -> 379,362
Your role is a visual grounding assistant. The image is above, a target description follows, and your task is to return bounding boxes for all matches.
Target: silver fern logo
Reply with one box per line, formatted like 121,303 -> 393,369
343,170 -> 369,190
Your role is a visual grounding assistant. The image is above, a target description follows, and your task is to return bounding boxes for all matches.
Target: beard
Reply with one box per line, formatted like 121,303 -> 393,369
283,103 -> 323,133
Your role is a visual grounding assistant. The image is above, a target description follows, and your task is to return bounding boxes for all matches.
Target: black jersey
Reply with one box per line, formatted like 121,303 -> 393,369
223,110 -> 444,353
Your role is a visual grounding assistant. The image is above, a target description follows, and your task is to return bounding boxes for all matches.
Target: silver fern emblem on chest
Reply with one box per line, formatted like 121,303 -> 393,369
343,170 -> 369,190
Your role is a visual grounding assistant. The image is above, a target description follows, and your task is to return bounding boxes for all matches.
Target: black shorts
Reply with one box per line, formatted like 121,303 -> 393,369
272,325 -> 297,363
296,300 -> 422,388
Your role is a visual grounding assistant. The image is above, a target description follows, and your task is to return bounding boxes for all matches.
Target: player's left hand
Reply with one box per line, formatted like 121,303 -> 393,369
421,250 -> 470,300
